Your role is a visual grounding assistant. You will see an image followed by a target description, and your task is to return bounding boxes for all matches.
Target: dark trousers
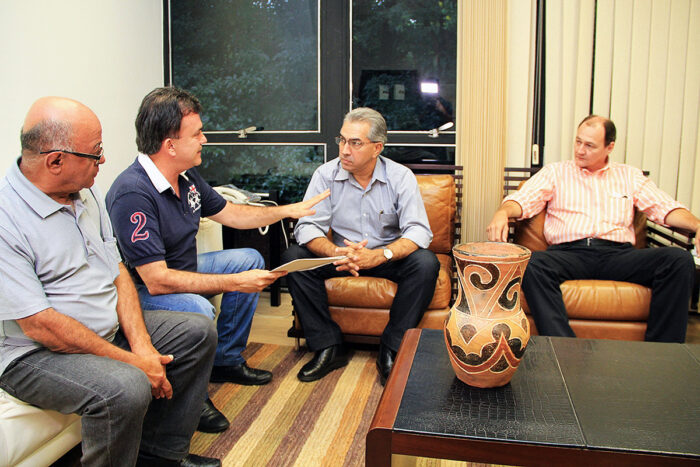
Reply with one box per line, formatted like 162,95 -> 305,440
282,244 -> 440,352
0,310 -> 217,466
522,242 -> 694,342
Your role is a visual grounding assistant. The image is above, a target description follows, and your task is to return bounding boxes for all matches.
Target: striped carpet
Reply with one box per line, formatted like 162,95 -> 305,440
190,343 -> 384,466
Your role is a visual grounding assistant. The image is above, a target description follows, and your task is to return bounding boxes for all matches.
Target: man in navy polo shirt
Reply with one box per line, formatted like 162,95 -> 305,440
106,87 -> 328,434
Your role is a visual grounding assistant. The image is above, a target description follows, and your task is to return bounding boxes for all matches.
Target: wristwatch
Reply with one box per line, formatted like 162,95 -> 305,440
383,248 -> 393,262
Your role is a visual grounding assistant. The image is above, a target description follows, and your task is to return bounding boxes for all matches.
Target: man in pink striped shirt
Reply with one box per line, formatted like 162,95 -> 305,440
487,115 -> 700,342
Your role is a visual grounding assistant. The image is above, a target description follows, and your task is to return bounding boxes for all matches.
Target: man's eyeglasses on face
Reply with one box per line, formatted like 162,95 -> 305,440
335,136 -> 377,150
40,147 -> 104,163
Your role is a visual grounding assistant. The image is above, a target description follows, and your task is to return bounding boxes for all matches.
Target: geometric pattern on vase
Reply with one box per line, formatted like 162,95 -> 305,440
444,242 -> 532,388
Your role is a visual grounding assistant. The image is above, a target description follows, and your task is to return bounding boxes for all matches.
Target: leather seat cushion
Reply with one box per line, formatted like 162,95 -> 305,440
526,315 -> 648,341
325,253 -> 452,310
522,279 -> 651,321
329,306 -> 447,336
416,175 -> 456,254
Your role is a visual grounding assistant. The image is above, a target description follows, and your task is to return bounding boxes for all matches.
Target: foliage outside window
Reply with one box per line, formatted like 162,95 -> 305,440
170,0 -> 318,132
199,145 -> 323,204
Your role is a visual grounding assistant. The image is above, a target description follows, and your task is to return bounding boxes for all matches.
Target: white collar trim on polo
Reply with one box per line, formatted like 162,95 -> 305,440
137,153 -> 189,194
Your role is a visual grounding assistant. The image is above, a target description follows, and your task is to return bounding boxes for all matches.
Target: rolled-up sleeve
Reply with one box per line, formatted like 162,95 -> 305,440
294,169 -> 332,246
395,174 -> 433,248
633,172 -> 685,225
503,165 -> 555,220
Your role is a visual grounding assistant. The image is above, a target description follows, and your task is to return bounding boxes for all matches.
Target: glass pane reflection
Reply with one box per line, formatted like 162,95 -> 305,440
170,0 -> 319,131
198,145 -> 324,204
382,146 -> 455,165
352,0 -> 457,132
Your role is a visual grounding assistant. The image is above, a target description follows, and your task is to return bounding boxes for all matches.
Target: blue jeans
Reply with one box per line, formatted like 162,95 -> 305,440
0,310 -> 217,466
137,248 -> 264,366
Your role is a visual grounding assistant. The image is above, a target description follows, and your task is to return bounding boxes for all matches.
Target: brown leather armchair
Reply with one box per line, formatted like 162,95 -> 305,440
504,169 -> 697,341
291,168 -> 462,345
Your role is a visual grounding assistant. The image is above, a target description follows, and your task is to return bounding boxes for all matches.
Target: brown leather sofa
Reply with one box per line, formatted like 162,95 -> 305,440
291,171 -> 460,345
513,209 -> 653,340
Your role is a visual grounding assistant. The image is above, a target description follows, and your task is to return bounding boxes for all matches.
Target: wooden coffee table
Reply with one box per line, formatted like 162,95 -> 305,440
367,328 -> 700,466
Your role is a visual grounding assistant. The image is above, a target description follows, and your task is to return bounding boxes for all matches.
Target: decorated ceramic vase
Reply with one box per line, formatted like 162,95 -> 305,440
444,242 -> 532,388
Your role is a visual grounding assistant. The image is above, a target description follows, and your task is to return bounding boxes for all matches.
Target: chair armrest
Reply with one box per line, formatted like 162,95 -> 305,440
646,219 -> 695,250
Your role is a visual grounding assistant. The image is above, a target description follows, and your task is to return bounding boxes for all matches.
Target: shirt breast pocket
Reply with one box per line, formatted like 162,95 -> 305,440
607,195 -> 633,227
379,211 -> 400,237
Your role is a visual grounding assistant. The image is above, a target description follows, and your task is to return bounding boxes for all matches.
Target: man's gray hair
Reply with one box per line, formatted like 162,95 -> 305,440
344,107 -> 387,144
20,119 -> 73,155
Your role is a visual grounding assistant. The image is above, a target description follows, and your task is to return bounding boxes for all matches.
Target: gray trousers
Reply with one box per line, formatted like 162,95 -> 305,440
0,310 -> 217,466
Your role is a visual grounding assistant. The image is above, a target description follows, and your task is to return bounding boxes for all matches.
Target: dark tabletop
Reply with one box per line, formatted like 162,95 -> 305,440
687,342 -> 700,365
394,329 -> 700,458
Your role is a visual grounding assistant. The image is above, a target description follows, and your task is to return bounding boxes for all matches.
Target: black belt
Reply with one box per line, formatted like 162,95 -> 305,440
558,238 -> 627,248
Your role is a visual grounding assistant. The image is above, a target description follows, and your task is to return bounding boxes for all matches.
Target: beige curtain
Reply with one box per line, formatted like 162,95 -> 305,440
593,0 -> 700,212
543,0 -> 596,163
505,0 -> 700,216
457,0 -> 509,243
505,0 -> 537,168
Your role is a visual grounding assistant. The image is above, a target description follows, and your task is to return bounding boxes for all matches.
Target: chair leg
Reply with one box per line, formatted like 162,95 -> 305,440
289,306 -> 304,351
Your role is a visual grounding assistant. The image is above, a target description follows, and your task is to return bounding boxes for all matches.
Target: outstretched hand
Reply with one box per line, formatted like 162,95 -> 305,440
284,189 -> 331,219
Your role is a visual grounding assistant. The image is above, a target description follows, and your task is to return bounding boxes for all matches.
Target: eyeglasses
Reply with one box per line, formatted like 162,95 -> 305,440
40,147 -> 104,163
335,136 -> 378,149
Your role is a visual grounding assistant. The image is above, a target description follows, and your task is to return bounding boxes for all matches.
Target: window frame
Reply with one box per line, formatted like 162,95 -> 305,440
163,0 -> 456,164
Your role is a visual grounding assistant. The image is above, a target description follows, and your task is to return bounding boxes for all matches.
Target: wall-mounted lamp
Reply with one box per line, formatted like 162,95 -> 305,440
238,126 -> 262,138
428,121 -> 454,138
420,81 -> 439,94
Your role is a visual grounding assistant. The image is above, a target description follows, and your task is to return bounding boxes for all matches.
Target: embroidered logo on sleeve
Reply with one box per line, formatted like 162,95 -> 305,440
187,184 -> 201,213
130,212 -> 150,242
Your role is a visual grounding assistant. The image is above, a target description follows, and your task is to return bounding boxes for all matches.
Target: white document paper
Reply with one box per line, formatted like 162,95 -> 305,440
272,256 -> 346,273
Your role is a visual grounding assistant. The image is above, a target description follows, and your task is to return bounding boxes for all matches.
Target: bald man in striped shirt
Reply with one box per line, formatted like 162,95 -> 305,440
487,115 -> 700,342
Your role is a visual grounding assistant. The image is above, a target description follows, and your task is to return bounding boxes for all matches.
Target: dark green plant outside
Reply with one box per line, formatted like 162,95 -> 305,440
171,0 -> 457,199
199,145 -> 322,204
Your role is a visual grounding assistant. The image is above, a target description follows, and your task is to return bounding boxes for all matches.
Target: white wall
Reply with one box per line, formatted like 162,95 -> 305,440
0,0 -> 163,190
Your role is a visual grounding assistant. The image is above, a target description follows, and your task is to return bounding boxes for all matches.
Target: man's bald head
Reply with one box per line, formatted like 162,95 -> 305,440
20,97 -> 99,156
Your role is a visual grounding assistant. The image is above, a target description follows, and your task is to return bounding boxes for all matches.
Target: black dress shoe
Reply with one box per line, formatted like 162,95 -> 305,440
297,344 -> 348,382
197,398 -> 230,433
136,452 -> 221,467
376,344 -> 396,385
180,453 -> 222,467
210,362 -> 272,385
136,451 -> 178,467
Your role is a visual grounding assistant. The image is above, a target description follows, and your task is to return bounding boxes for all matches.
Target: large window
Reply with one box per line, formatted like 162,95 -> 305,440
352,1 -> 457,133
169,1 -> 319,132
166,0 -> 457,200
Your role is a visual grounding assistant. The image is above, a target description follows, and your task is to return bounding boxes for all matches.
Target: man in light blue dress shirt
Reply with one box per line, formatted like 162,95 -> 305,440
282,107 -> 439,384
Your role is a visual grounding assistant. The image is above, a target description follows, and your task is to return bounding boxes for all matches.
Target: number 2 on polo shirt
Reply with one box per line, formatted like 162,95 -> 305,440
130,212 -> 150,242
